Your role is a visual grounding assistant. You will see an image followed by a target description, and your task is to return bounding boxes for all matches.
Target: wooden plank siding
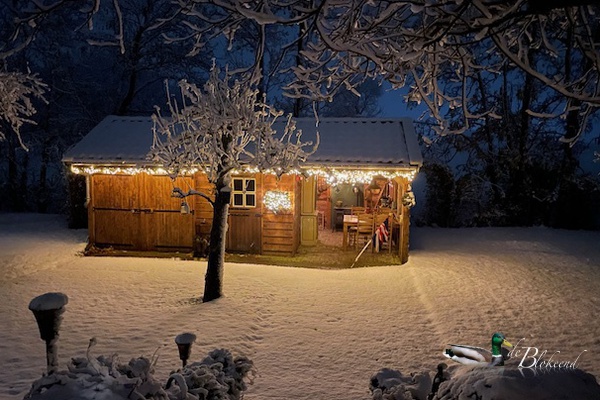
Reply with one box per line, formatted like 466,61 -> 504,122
261,174 -> 300,255
193,174 -> 214,238
191,172 -> 301,255
87,172 -> 302,256
88,174 -> 194,251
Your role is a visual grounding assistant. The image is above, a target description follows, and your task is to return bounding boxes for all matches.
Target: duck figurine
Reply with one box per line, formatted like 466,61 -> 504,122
444,332 -> 512,366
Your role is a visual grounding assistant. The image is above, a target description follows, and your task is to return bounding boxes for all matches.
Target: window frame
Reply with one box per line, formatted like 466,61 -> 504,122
231,177 -> 257,208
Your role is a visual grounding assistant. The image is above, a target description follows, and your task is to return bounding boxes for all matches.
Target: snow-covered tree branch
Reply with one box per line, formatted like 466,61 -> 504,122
170,1 -> 599,140
0,71 -> 47,151
151,65 -> 317,181
150,64 -> 317,302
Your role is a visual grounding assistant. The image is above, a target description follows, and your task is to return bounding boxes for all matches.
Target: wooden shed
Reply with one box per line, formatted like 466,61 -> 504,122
63,116 -> 422,262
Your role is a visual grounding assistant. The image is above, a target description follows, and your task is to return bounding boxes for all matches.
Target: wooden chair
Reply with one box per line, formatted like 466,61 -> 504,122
351,206 -> 366,215
317,210 -> 325,230
354,212 -> 374,249
347,207 -> 365,248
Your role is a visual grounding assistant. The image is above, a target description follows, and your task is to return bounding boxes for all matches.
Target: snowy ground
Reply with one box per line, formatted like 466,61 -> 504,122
1,213 -> 599,399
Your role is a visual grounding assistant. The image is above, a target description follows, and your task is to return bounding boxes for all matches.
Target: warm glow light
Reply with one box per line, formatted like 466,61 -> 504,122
70,164 -> 418,183
264,190 -> 292,213
69,165 -> 198,176
304,168 -> 417,185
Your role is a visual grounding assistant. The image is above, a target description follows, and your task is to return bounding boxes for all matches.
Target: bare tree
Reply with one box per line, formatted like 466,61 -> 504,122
166,1 -> 599,142
8,1 -> 598,145
150,65 -> 317,302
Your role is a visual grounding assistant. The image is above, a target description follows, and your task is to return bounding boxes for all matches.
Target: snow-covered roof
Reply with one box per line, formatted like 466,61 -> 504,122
63,115 -> 422,169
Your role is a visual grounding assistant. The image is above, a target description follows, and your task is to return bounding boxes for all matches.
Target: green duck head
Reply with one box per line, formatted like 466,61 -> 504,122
491,332 -> 512,356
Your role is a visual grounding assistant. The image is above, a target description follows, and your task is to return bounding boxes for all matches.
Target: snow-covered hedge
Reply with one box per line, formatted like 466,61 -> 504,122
24,340 -> 253,400
370,365 -> 600,400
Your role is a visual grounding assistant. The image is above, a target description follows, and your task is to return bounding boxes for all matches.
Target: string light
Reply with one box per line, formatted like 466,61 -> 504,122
264,190 -> 292,213
304,168 -> 417,185
70,164 -> 418,183
70,165 -> 199,176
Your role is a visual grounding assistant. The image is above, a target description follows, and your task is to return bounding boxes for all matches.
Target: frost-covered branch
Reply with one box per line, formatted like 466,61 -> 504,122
0,71 -> 47,151
150,64 -> 318,183
171,1 -> 600,140
172,186 -> 215,206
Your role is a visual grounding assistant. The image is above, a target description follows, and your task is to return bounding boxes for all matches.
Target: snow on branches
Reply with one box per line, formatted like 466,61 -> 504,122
150,65 -> 318,185
173,1 -> 600,140
0,71 -> 47,151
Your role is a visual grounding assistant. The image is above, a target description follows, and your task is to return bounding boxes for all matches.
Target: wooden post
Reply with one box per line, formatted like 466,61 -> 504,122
300,176 -> 318,246
395,177 -> 410,264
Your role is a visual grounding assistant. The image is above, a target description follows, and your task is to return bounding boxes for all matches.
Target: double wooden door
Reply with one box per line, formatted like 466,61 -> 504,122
90,174 -> 194,251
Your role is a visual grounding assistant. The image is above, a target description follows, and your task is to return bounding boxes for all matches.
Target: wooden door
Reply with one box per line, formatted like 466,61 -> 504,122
138,175 -> 195,250
91,175 -> 140,248
227,210 -> 261,253
90,174 -> 194,251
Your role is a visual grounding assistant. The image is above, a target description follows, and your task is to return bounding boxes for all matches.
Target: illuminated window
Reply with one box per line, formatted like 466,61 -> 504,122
232,178 -> 256,208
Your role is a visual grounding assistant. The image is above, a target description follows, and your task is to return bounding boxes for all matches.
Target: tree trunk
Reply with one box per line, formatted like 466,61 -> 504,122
37,137 -> 51,213
203,176 -> 231,302
116,27 -> 144,115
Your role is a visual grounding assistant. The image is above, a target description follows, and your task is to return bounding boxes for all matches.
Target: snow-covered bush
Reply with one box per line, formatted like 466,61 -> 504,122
370,365 -> 600,400
433,365 -> 600,400
24,340 -> 253,400
370,368 -> 433,400
165,348 -> 253,400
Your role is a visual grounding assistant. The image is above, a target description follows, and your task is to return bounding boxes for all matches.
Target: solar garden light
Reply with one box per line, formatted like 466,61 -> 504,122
175,332 -> 196,368
28,292 -> 69,374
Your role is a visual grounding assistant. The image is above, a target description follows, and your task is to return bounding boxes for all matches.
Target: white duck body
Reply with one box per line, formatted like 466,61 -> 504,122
444,344 -> 494,365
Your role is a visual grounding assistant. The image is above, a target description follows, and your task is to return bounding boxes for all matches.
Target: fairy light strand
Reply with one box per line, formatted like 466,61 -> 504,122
70,164 -> 418,183
263,190 -> 292,213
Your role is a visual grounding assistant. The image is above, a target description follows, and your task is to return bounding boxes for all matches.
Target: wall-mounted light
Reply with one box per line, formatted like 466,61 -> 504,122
368,182 -> 382,195
180,201 -> 190,214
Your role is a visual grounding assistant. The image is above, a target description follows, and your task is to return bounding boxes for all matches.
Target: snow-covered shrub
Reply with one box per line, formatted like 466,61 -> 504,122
433,365 -> 600,400
165,348 -> 253,400
24,355 -> 167,399
370,368 -> 432,400
371,365 -> 600,400
24,340 -> 253,400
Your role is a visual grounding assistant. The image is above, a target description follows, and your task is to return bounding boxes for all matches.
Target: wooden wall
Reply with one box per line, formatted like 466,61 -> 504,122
88,174 -> 195,251
86,171 -> 410,260
191,172 -> 300,255
261,174 -> 300,255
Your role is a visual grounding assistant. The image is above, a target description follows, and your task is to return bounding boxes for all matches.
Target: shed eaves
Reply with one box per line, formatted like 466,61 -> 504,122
63,115 -> 423,168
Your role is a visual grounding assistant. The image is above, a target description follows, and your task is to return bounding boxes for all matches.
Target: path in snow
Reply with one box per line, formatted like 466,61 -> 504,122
1,215 -> 599,399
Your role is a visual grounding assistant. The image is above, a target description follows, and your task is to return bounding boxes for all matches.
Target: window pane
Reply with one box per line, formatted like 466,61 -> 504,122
233,179 -> 243,191
246,179 -> 255,191
246,194 -> 255,207
233,193 -> 243,206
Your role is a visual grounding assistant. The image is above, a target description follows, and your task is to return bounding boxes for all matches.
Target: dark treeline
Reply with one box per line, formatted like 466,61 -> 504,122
416,62 -> 600,229
0,0 -> 381,215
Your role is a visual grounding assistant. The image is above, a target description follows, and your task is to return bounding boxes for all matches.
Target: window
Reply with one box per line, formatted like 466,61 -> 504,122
231,178 -> 256,208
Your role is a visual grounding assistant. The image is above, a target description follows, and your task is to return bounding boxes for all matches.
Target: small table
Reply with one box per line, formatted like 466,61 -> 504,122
342,214 -> 358,250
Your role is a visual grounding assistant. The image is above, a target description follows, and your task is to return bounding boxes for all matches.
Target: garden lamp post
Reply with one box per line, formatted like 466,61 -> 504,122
175,332 -> 196,368
28,292 -> 69,374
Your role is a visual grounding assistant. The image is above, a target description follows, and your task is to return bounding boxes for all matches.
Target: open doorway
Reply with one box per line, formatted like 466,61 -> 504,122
315,175 -> 399,232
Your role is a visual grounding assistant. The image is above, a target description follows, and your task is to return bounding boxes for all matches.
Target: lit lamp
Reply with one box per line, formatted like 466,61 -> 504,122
29,292 -> 69,374
175,332 -> 196,368
367,182 -> 381,195
180,201 -> 190,214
